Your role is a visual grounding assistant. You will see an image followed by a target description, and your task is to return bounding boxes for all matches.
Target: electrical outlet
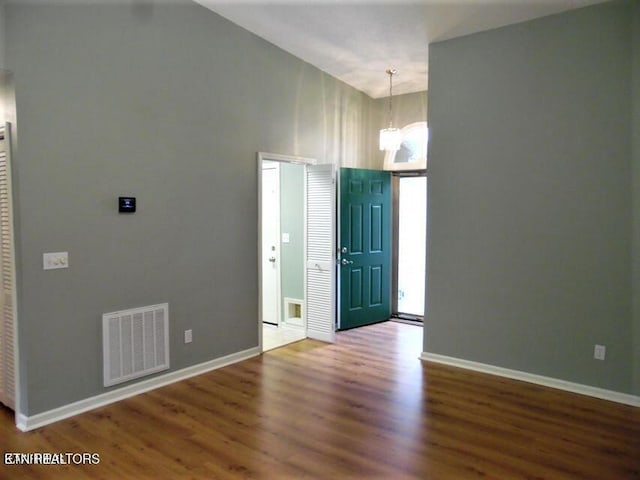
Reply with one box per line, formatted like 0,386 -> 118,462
594,344 -> 606,361
184,329 -> 192,344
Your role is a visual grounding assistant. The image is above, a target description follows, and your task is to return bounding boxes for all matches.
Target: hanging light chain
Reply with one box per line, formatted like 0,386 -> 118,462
379,68 -> 401,152
387,68 -> 397,128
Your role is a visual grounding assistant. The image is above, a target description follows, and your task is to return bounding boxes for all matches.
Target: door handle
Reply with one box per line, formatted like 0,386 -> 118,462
341,258 -> 353,265
268,256 -> 276,263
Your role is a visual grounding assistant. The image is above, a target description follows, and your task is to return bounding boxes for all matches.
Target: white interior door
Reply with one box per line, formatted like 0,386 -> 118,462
261,163 -> 281,326
305,164 -> 336,343
0,123 -> 16,410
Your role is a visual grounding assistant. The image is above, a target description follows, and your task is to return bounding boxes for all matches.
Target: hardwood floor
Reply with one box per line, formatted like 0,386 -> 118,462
1,321 -> 638,479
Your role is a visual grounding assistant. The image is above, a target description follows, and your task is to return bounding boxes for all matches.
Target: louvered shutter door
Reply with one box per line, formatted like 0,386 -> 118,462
305,164 -> 336,343
0,123 -> 16,410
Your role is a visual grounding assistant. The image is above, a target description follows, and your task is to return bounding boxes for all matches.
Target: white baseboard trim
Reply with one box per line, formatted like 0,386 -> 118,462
421,352 -> 640,408
17,346 -> 262,432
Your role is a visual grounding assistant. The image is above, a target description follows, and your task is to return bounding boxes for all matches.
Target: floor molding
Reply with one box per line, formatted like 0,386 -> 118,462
421,352 -> 640,407
16,346 -> 262,432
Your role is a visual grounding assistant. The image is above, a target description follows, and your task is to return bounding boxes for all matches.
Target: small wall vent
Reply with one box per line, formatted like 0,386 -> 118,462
283,297 -> 304,327
103,303 -> 169,387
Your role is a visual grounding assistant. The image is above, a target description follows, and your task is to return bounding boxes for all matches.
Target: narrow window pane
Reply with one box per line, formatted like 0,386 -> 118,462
397,176 -> 426,316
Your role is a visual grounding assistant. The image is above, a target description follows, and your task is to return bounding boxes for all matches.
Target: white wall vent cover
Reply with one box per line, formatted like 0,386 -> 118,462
103,303 -> 169,387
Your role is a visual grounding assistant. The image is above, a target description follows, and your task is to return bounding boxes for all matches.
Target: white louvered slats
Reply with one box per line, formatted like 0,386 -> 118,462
305,164 -> 336,343
0,123 -> 16,410
103,303 -> 169,387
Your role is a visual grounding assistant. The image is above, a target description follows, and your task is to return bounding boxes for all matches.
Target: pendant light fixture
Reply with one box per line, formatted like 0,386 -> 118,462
379,68 -> 401,151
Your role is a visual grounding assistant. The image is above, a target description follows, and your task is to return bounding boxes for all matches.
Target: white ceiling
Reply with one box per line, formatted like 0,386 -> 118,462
197,0 -> 604,98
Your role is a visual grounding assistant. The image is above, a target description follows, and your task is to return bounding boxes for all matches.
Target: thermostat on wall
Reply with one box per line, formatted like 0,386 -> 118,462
118,196 -> 136,213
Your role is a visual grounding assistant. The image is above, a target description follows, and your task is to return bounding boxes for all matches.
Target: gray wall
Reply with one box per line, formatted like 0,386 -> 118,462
6,0 -> 373,415
633,0 -> 640,395
369,90 -> 428,170
0,0 -> 8,127
279,162 -> 304,320
0,1 -> 5,70
426,1 -> 636,394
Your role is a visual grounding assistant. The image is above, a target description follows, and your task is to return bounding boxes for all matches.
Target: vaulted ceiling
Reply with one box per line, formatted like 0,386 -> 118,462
197,0 -> 606,98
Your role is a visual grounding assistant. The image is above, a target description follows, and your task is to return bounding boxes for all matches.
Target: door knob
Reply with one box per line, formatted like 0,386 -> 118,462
341,258 -> 353,265
268,256 -> 276,262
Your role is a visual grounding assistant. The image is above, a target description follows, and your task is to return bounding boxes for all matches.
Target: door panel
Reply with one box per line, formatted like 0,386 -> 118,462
350,205 -> 363,253
350,268 -> 363,308
370,266 -> 382,305
339,168 -> 391,330
305,164 -> 336,343
0,123 -> 16,410
370,204 -> 383,252
261,165 -> 280,325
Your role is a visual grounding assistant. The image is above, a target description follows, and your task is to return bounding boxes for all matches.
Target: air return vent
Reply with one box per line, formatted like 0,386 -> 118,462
103,303 -> 169,387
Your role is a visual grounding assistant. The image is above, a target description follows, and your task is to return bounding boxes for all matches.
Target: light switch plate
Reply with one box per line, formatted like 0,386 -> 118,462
282,233 -> 290,243
43,252 -> 69,270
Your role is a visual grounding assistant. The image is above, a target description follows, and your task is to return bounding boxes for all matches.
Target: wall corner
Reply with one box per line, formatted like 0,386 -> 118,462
631,0 -> 640,396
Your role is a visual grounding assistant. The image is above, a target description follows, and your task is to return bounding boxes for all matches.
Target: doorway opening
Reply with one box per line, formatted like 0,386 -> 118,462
258,153 -> 336,351
392,174 -> 427,321
382,120 -> 428,324
261,159 -> 306,350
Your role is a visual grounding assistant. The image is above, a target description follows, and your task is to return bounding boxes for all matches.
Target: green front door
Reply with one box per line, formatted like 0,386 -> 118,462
339,168 -> 391,330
